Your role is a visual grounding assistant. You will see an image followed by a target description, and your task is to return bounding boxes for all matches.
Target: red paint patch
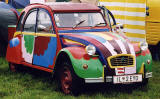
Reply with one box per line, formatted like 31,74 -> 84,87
132,43 -> 151,57
92,56 -> 98,60
34,37 -> 51,56
6,36 -> 22,64
67,47 -> 85,60
117,68 -> 124,70
132,43 -> 140,52
83,54 -> 90,60
66,47 -> 98,60
136,49 -> 150,57
118,71 -> 124,73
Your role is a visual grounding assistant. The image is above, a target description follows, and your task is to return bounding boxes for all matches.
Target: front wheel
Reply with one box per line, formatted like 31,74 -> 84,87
59,62 -> 84,95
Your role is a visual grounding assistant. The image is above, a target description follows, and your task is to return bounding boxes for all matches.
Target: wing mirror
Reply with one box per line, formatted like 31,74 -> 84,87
113,24 -> 125,33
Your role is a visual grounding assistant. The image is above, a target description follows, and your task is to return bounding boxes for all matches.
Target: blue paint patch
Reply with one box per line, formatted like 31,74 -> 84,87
9,37 -> 20,48
59,29 -> 109,33
61,35 -> 108,66
33,37 -> 57,68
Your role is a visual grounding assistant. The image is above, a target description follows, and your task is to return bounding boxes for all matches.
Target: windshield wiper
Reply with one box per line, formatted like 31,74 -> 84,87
73,20 -> 85,29
91,23 -> 106,28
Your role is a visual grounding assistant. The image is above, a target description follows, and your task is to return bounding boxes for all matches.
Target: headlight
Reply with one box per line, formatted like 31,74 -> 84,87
140,42 -> 148,51
85,45 -> 96,56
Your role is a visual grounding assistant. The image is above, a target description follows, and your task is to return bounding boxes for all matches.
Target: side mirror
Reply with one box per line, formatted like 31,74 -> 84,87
114,24 -> 125,33
116,24 -> 124,29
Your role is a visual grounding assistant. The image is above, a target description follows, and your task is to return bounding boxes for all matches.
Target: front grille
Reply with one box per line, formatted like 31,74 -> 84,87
107,55 -> 135,68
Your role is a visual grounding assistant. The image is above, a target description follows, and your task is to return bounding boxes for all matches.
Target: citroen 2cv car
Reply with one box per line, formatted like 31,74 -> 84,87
6,2 -> 152,94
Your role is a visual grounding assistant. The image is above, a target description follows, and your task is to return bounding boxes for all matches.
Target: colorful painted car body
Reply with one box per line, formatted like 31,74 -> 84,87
6,2 -> 152,94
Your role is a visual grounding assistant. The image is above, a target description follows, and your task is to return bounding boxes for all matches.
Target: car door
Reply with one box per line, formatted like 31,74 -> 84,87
33,8 -> 57,68
22,9 -> 37,64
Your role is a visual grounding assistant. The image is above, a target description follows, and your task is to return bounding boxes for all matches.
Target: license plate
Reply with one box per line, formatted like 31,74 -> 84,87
113,74 -> 142,84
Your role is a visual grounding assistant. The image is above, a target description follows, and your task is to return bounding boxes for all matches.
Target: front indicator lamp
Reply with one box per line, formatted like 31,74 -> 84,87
85,45 -> 96,56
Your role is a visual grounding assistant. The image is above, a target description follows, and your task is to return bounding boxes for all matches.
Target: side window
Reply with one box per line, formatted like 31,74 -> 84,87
23,10 -> 37,32
37,9 -> 53,33
16,12 -> 25,31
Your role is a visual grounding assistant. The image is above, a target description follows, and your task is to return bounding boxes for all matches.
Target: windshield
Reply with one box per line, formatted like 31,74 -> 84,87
54,12 -> 106,28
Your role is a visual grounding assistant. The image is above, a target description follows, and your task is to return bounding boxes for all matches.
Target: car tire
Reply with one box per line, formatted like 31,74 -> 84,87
59,62 -> 84,95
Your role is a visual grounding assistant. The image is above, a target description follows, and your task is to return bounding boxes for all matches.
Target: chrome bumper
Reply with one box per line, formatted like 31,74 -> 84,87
85,76 -> 112,83
85,72 -> 152,83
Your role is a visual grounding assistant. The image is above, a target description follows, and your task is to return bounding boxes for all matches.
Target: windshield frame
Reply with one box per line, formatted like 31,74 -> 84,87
53,12 -> 107,29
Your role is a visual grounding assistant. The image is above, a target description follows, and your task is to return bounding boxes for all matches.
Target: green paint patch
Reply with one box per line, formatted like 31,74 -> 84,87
24,35 -> 34,54
63,50 -> 103,78
136,54 -> 152,73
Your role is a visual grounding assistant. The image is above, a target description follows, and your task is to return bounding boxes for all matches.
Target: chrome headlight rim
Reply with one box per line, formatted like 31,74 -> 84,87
140,42 -> 148,51
85,44 -> 96,56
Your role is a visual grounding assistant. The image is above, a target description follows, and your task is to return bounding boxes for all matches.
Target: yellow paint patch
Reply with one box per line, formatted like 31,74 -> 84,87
36,33 -> 56,37
106,6 -> 145,12
102,66 -> 105,81
124,24 -> 145,30
86,32 -> 113,40
139,63 -> 144,77
114,15 -> 145,21
21,32 -> 56,37
64,39 -> 85,46
22,32 -> 36,36
125,33 -> 146,38
14,32 -> 21,37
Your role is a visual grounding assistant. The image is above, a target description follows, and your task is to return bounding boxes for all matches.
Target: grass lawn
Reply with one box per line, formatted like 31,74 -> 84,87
0,57 -> 160,99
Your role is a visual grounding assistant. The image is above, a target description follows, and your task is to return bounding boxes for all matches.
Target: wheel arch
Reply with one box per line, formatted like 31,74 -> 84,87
54,50 -> 72,69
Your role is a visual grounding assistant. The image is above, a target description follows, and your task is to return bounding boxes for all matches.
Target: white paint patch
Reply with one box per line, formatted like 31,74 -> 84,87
103,41 -> 117,56
128,43 -> 135,56
22,36 -> 34,63
116,19 -> 145,26
127,37 -> 146,42
124,28 -> 146,34
111,10 -> 145,17
124,43 -> 136,74
115,67 -> 125,75
99,2 -> 146,8
115,40 -> 127,54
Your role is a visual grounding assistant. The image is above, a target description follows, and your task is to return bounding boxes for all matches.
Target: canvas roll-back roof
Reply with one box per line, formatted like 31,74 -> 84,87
45,2 -> 100,12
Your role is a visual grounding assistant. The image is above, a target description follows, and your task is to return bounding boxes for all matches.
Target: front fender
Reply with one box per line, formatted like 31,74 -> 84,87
132,43 -> 152,74
58,47 -> 103,78
136,49 -> 152,74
